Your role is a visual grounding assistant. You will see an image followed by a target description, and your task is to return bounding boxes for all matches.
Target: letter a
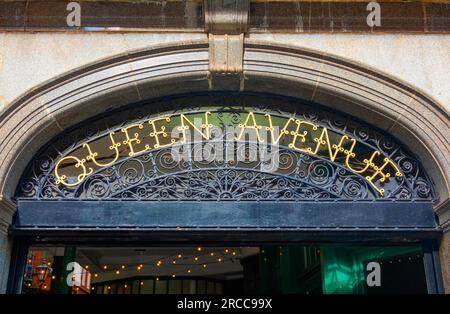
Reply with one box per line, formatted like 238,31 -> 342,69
366,261 -> 381,287
366,2 -> 381,27
67,2 -> 81,27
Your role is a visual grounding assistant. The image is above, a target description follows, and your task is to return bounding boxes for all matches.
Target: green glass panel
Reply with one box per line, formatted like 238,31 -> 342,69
59,246 -> 76,294
321,245 -> 421,294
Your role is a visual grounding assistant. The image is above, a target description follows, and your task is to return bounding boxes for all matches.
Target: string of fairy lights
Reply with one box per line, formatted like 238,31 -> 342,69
24,248 -> 424,293
87,247 -> 241,281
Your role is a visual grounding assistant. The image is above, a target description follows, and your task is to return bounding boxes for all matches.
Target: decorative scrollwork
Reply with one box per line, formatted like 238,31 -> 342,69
16,93 -> 436,202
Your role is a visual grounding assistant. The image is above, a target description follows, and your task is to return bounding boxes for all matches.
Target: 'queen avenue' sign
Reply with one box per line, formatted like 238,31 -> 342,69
54,110 -> 402,196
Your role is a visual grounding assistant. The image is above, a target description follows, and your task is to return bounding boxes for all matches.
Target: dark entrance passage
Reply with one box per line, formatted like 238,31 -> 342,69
20,244 -> 428,294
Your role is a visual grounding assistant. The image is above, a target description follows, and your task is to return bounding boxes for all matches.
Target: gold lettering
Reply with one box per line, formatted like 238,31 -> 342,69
55,156 -> 92,187
52,111 -> 404,197
344,142 -> 379,174
121,123 -> 145,156
289,119 -> 318,152
83,132 -> 121,167
311,128 -> 349,162
149,117 -> 176,149
265,114 -> 294,144
178,112 -> 212,143
366,157 -> 402,196
235,112 -> 264,143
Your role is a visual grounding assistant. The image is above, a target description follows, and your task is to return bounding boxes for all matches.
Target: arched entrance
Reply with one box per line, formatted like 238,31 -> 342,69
1,42 -> 448,294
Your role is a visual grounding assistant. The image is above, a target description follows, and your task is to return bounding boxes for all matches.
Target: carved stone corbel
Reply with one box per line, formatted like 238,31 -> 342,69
204,0 -> 249,89
208,33 -> 244,74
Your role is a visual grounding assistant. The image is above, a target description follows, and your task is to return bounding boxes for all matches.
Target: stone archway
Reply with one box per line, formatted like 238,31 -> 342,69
0,40 -> 449,292
0,40 -> 448,204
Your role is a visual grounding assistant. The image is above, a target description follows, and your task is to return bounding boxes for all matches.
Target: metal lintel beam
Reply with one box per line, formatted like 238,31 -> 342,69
15,200 -> 437,230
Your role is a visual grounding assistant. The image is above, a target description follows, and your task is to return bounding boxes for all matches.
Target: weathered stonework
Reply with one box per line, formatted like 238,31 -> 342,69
437,200 -> 450,293
208,34 -> 244,73
0,40 -> 448,201
0,35 -> 448,293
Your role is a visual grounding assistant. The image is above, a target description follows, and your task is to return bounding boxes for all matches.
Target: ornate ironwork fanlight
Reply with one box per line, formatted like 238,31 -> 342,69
17,93 -> 435,202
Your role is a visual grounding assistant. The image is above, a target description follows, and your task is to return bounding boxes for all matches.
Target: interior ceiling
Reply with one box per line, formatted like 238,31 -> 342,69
75,247 -> 260,281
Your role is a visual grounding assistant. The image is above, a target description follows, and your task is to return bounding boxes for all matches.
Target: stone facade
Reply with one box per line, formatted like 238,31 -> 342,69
0,32 -> 448,110
0,0 -> 448,293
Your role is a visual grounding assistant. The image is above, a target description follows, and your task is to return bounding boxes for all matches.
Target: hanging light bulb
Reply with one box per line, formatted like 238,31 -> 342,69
172,274 -> 176,278
121,265 -> 125,269
224,249 -> 229,253
203,264 -> 207,268
115,270 -> 120,275
177,254 -> 182,259
172,260 -> 176,264
140,281 -> 144,286
217,258 -> 222,262
232,251 -> 237,256
194,257 -> 199,261
187,269 -> 192,273
94,273 -> 99,278
197,247 -> 202,252
210,252 -> 214,256
103,265 -> 108,270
